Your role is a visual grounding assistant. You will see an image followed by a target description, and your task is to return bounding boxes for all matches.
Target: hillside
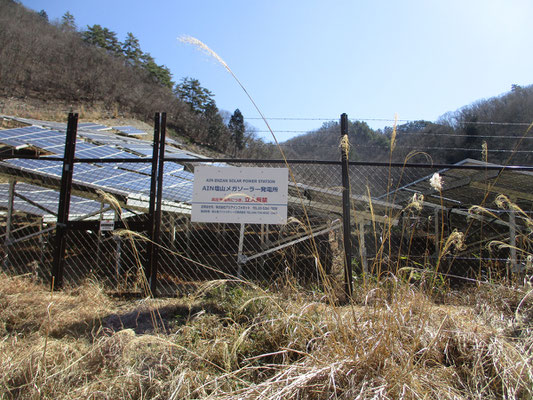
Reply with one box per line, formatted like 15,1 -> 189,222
277,86 -> 533,165
279,120 -> 390,162
391,86 -> 533,165
0,0 -> 249,157
1,0 -> 532,164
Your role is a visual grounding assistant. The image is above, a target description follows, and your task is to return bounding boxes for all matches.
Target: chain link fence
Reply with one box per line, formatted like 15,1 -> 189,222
1,118 -> 531,297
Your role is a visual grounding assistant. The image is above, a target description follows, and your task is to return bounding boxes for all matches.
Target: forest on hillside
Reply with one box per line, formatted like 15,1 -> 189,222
1,0 -> 532,165
0,0 -> 266,157
280,85 -> 533,166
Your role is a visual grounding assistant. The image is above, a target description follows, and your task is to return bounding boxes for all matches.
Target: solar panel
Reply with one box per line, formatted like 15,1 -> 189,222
72,165 -> 119,184
113,176 -> 152,192
1,126 -> 47,136
0,129 -> 32,148
123,146 -> 153,157
78,133 -> 132,148
168,151 -> 197,159
163,182 -> 194,202
164,162 -> 185,174
77,129 -> 197,158
74,142 -> 97,152
171,170 -> 194,181
5,117 -> 67,131
6,159 -> 63,175
0,137 -> 29,150
116,162 -> 153,174
12,129 -> 62,140
92,171 -> 139,185
113,126 -> 148,136
72,163 -> 99,174
78,123 -> 109,131
0,127 -> 61,152
30,139 -> 65,154
75,145 -> 130,159
77,131 -> 108,141
78,131 -> 149,148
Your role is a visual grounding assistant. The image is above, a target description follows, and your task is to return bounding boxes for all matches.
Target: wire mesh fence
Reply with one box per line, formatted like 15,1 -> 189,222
345,161 -> 533,286
154,161 -> 344,295
1,154 -> 531,298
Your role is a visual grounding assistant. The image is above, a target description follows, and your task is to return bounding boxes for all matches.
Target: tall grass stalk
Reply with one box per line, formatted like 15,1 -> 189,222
179,35 -> 338,300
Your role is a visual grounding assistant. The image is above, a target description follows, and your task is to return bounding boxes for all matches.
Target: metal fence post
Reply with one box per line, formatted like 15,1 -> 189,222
147,113 -> 161,295
51,112 -> 78,289
340,113 -> 353,299
151,112 -> 167,297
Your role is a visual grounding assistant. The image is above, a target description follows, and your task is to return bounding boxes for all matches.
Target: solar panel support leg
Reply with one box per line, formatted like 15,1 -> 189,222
39,217 -> 45,278
509,210 -> 517,280
114,209 -> 122,286
3,178 -> 15,270
96,202 -> 104,278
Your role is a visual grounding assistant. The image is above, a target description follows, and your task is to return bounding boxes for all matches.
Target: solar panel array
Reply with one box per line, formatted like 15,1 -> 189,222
2,117 -> 196,157
0,121 -> 199,219
0,182 -> 118,221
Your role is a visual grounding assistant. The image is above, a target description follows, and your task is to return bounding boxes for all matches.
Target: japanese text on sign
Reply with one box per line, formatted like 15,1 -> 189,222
191,166 -> 288,224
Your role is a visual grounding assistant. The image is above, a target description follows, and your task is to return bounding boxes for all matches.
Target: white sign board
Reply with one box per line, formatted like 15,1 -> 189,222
100,220 -> 115,232
192,166 -> 288,224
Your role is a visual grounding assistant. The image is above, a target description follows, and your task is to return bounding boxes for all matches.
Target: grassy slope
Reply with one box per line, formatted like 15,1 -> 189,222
1,273 -> 531,399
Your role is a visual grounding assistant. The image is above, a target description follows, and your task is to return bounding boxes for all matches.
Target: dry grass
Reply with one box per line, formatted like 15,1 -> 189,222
1,272 -> 531,399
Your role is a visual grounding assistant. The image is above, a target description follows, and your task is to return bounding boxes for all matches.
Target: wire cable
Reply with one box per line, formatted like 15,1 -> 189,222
245,116 -> 533,127
253,130 -> 533,139
261,143 -> 531,153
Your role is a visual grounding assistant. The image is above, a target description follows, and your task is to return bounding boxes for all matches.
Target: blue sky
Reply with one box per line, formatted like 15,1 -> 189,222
21,0 -> 533,142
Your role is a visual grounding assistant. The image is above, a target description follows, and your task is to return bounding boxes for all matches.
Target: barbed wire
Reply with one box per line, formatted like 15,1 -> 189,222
244,116 -> 533,127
